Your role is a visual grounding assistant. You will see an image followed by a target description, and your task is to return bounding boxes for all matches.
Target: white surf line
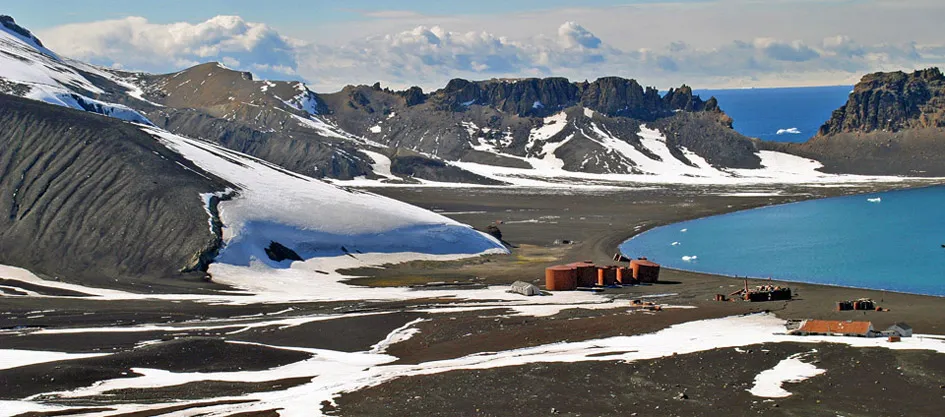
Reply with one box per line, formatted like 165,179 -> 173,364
748,349 -> 825,398
16,313 -> 945,417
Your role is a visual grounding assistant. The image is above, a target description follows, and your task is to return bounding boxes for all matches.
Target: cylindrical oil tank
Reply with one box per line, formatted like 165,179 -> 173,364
631,259 -> 661,283
545,266 -> 577,291
569,261 -> 598,287
616,267 -> 635,285
597,267 -> 617,286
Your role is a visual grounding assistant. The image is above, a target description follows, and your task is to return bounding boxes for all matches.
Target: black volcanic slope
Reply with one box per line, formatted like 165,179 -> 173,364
0,94 -> 232,291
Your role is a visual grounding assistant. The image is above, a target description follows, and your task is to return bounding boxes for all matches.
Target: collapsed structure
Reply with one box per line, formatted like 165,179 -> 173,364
717,280 -> 792,302
545,258 -> 660,291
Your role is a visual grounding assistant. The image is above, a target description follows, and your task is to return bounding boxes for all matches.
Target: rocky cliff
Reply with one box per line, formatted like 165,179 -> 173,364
819,68 -> 945,135
763,68 -> 945,176
428,77 -> 717,119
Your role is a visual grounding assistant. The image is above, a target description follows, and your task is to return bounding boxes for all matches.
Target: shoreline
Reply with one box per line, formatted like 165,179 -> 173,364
368,182 -> 945,331
613,183 -> 945,300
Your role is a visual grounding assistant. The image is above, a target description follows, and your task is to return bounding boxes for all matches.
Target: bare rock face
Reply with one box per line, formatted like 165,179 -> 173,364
427,77 -> 715,119
818,68 -> 945,135
760,67 -> 945,177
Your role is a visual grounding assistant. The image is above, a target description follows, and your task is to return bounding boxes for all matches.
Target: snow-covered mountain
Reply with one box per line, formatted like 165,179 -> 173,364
0,16 -> 506,290
0,16 -> 152,124
0,15 -> 924,186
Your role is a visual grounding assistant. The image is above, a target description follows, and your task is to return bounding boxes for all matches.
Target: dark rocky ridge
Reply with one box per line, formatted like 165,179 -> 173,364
819,68 -> 945,135
0,94 -> 234,291
430,77 -> 717,118
0,15 -> 44,48
765,67 -> 945,176
321,77 -> 761,173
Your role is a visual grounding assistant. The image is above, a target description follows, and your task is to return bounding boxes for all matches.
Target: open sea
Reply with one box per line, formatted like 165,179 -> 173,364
620,86 -> 945,296
694,85 -> 852,142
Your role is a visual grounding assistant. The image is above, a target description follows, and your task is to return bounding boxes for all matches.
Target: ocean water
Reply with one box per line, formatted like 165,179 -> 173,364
619,186 -> 945,296
695,85 -> 853,142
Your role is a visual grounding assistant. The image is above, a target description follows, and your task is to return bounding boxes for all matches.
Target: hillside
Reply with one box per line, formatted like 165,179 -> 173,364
0,94 -> 231,291
0,15 -> 507,291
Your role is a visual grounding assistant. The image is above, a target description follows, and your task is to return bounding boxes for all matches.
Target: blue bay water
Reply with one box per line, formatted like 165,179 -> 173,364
695,85 -> 853,142
619,186 -> 945,296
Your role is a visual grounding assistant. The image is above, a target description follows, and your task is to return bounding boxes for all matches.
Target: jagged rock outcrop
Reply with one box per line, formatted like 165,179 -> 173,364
763,68 -> 945,176
818,68 -> 945,135
0,15 -> 44,47
0,94 -> 233,291
427,77 -> 714,119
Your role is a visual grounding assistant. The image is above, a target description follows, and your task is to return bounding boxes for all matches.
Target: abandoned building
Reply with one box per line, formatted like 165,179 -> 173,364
788,320 -> 913,339
723,280 -> 792,302
790,320 -> 876,337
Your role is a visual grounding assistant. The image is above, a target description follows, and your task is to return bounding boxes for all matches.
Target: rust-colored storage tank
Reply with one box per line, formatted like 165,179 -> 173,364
597,267 -> 618,286
568,261 -> 598,287
616,267 -> 635,285
545,265 -> 577,291
631,259 -> 661,283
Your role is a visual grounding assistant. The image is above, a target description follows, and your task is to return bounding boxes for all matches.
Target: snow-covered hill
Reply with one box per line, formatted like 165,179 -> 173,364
0,16 -> 152,124
144,126 -> 507,270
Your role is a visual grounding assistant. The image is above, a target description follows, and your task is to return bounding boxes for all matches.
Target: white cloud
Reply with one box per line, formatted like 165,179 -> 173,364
39,16 -> 299,79
36,12 -> 945,92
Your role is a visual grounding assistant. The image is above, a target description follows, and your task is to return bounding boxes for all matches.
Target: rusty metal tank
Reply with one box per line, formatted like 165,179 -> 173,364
630,259 -> 661,283
597,267 -> 617,286
568,261 -> 598,287
616,267 -> 635,285
545,265 -> 577,291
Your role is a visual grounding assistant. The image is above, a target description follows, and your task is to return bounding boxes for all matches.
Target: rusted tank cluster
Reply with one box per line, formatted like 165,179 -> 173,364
544,258 -> 659,291
837,298 -> 879,311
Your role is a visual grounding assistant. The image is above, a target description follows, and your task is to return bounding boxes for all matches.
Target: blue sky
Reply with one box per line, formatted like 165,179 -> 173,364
8,0 -> 698,30
10,0 -> 944,91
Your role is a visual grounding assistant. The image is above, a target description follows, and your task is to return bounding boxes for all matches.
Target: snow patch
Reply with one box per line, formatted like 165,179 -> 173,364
748,350 -> 825,398
369,125 -> 382,134
24,84 -> 152,124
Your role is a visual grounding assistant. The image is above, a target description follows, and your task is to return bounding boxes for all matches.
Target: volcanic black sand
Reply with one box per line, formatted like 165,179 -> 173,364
3,182 -> 945,416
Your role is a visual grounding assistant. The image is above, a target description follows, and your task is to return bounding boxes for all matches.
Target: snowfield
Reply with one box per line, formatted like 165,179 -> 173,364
143,126 -> 508,270
0,21 -> 152,123
3,312 -> 944,417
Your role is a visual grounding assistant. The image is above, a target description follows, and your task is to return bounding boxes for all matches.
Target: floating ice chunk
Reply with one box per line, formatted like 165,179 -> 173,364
867,197 -> 881,203
680,228 -> 688,232
671,242 -> 680,246
682,255 -> 698,262
776,127 -> 801,135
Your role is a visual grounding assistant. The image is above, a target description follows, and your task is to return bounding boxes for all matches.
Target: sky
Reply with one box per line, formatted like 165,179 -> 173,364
5,0 -> 944,92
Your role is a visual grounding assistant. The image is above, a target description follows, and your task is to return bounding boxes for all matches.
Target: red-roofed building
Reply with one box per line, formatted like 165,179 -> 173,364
791,320 -> 877,337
